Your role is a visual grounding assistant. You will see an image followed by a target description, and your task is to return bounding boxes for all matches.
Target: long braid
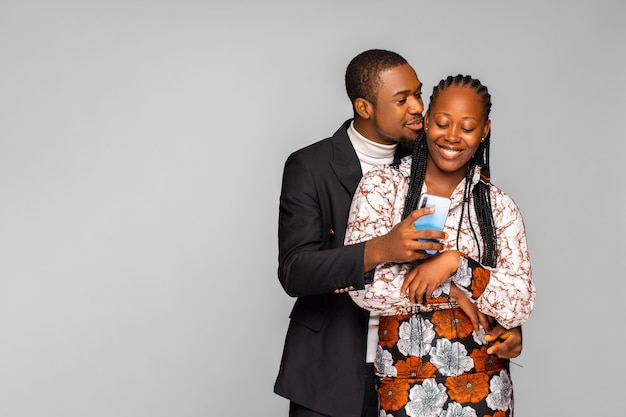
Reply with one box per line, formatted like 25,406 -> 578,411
402,74 -> 498,267
472,130 -> 497,266
464,75 -> 497,267
402,129 -> 428,219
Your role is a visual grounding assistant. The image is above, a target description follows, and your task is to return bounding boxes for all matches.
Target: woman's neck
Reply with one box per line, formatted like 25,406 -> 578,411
424,161 -> 467,197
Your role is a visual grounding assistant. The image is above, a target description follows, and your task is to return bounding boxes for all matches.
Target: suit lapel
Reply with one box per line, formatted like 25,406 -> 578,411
329,121 -> 362,195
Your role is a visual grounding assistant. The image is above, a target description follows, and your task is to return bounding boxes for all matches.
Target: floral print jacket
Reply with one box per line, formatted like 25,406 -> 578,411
345,156 -> 536,329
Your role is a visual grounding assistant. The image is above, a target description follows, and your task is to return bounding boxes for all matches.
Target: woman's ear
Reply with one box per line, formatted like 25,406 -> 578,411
354,97 -> 373,119
482,119 -> 491,140
424,110 -> 430,131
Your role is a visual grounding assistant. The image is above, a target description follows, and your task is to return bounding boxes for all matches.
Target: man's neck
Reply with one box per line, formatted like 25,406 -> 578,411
347,121 -> 397,174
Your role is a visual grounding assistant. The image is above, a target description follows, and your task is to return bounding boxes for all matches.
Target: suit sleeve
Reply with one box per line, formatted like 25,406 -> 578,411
277,152 -> 366,297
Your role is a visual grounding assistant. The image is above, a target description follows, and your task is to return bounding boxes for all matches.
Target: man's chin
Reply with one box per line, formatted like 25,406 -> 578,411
398,138 -> 415,153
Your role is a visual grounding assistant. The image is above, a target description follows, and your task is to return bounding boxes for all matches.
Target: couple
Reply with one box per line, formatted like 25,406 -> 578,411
275,49 -> 535,417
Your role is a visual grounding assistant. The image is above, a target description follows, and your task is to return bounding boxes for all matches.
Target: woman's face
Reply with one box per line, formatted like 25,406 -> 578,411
424,85 -> 491,178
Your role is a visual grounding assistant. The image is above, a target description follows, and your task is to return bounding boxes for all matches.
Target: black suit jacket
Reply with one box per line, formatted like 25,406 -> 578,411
274,120 -> 371,417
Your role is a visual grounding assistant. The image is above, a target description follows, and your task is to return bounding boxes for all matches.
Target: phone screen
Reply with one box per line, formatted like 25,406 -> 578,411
413,193 -> 451,254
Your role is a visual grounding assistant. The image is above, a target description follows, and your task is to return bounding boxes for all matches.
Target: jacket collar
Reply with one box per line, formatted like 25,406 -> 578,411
329,120 -> 362,195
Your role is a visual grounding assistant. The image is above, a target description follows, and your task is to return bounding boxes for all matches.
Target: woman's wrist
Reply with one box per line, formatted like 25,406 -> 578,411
444,250 -> 462,277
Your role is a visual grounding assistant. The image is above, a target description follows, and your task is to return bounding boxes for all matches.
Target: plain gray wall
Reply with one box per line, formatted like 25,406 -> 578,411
0,0 -> 623,416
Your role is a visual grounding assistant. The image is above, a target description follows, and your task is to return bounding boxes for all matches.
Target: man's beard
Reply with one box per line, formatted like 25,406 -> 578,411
396,134 -> 418,157
397,137 -> 414,153
396,128 -> 425,159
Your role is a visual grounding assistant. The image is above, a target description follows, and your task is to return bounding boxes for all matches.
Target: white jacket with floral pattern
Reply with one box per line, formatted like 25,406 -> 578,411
345,156 -> 535,329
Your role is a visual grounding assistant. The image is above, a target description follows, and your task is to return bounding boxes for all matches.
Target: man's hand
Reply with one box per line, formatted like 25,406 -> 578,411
363,208 -> 446,271
485,324 -> 523,359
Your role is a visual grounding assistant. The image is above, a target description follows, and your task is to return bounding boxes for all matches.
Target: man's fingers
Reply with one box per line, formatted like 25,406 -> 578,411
487,340 -> 522,359
485,328 -> 523,359
484,322 -> 506,342
484,331 -> 508,342
407,207 -> 434,223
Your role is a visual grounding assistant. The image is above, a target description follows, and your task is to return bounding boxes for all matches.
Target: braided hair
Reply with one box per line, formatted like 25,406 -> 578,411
401,74 -> 497,267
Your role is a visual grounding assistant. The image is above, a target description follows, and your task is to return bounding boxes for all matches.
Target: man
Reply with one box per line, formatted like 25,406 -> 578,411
274,49 -> 522,417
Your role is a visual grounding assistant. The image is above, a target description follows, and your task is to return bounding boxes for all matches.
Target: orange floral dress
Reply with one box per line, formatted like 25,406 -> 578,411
345,159 -> 535,417
375,268 -> 511,417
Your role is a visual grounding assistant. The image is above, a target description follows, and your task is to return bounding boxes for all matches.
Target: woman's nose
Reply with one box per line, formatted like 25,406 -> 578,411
446,128 -> 460,142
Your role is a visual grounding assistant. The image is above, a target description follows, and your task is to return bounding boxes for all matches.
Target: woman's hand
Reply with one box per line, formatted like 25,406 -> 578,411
401,250 -> 461,304
451,284 -> 524,359
448,282 -> 492,334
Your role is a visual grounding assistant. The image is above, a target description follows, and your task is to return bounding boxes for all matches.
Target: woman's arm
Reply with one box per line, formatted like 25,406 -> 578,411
448,190 -> 535,329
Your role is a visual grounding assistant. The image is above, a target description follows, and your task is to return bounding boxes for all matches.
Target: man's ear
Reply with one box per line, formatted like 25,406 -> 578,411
354,98 -> 373,119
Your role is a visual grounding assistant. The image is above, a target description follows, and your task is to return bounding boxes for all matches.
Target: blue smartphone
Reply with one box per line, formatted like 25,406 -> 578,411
413,193 -> 451,254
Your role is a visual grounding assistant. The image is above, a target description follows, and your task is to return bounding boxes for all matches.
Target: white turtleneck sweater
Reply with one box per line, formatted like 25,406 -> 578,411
346,120 -> 398,363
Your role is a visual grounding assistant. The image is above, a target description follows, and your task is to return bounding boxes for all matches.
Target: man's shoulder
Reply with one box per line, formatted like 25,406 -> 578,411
293,135 -> 334,155
287,120 -> 352,160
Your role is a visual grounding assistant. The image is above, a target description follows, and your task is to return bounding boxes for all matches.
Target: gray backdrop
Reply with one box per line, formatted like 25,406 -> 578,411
1,0 -> 623,416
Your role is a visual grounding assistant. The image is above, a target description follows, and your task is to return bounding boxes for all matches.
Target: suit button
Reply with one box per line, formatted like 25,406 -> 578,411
329,228 -> 335,237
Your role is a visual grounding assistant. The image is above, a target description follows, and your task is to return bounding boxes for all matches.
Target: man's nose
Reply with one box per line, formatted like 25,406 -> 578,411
408,96 -> 423,114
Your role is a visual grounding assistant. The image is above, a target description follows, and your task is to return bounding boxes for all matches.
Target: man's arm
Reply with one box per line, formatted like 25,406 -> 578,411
279,152 -> 446,297
278,152 -> 366,297
363,208 -> 446,272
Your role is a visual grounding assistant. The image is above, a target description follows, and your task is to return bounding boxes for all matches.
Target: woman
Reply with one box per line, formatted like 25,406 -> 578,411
345,75 -> 535,417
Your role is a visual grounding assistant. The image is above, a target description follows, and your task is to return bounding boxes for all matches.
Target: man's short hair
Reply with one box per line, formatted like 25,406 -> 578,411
345,49 -> 408,104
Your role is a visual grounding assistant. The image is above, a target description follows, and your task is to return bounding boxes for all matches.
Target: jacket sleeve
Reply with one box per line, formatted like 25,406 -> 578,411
277,151 -> 366,297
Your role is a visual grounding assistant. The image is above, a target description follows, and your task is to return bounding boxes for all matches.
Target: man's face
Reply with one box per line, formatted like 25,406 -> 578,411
368,64 -> 424,145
